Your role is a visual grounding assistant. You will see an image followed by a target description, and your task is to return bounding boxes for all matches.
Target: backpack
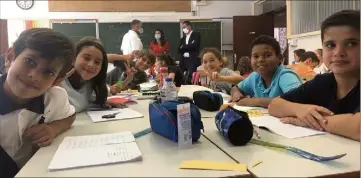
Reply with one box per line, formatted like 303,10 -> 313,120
149,100 -> 204,142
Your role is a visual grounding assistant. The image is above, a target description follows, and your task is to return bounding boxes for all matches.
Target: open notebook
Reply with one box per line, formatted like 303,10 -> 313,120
48,132 -> 142,171
250,116 -> 326,139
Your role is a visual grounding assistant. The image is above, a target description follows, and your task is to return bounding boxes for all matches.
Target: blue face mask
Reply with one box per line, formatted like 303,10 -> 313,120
155,34 -> 161,40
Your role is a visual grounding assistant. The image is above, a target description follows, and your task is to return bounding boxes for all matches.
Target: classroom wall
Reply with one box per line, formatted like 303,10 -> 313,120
288,34 -> 321,64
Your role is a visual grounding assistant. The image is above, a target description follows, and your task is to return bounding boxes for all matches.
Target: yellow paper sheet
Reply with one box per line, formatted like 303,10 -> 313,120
247,110 -> 264,117
179,160 -> 247,171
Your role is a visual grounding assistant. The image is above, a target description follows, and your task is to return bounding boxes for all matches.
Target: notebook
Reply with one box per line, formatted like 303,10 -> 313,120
48,132 -> 142,171
250,116 -> 326,139
87,108 -> 143,123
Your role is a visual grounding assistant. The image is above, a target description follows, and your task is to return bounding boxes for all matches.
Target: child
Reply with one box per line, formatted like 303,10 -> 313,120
0,28 -> 76,175
108,49 -> 156,94
237,56 -> 253,78
269,10 -> 360,141
292,48 -> 305,64
154,53 -> 183,87
288,51 -> 319,80
61,37 -> 124,113
313,48 -> 330,74
229,35 -> 303,108
200,48 -> 243,94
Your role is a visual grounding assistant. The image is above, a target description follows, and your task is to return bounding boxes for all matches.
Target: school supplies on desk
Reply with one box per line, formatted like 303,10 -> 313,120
87,108 -> 143,123
107,95 -> 137,105
133,128 -> 152,138
48,132 -> 142,171
250,139 -> 346,162
179,160 -> 247,171
250,116 -> 326,139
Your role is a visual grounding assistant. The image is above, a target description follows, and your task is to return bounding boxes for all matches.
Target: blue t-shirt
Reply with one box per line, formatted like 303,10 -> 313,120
237,65 -> 302,98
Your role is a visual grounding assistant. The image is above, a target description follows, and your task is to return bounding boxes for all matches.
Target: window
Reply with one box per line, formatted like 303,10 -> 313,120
290,0 -> 359,35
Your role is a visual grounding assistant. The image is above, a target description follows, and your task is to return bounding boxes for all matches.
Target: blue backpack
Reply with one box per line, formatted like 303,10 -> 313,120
149,100 -> 204,142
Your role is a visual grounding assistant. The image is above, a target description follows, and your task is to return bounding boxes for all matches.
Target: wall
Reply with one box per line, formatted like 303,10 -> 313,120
288,34 -> 321,64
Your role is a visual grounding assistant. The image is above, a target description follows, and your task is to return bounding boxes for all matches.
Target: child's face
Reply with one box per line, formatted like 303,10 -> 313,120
135,56 -> 150,71
202,52 -> 222,72
294,54 -> 300,62
154,59 -> 163,73
323,26 -> 360,76
251,44 -> 281,77
74,46 -> 103,81
5,49 -> 64,99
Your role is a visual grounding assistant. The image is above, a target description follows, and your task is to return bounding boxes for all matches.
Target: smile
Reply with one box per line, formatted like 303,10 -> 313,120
17,77 -> 38,90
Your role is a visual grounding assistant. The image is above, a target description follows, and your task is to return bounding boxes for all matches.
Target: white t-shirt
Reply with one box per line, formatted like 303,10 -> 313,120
314,63 -> 329,74
120,30 -> 143,55
61,78 -> 93,113
0,86 -> 75,168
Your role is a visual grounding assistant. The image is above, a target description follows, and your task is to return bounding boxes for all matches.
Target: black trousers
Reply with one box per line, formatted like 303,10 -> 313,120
179,57 -> 201,84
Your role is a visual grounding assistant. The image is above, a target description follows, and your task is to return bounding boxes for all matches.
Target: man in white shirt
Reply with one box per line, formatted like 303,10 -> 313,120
178,21 -> 201,84
313,48 -> 329,74
121,19 -> 144,55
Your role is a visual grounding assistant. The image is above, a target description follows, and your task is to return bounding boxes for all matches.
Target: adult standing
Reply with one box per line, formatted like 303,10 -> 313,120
121,19 -> 143,55
178,20 -> 201,84
150,29 -> 169,56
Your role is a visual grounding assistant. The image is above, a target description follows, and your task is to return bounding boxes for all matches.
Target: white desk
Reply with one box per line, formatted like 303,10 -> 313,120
16,101 -> 250,177
201,118 -> 360,177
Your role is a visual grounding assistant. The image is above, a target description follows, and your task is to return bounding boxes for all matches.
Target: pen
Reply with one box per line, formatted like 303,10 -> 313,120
251,160 -> 263,168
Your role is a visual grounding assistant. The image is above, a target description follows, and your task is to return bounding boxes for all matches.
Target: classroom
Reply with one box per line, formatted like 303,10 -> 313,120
0,0 -> 360,177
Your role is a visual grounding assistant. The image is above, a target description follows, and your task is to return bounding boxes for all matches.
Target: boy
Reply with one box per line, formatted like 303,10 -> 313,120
313,48 -> 330,74
293,48 -> 306,64
0,28 -> 76,176
229,35 -> 302,108
288,51 -> 320,80
108,49 -> 156,94
269,10 -> 360,141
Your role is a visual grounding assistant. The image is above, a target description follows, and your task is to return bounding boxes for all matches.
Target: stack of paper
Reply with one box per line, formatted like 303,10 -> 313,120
250,116 -> 326,139
87,108 -> 143,123
48,132 -> 142,171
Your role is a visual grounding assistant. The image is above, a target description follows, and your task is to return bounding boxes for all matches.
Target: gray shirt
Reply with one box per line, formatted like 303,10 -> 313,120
210,68 -> 237,94
61,78 -> 93,113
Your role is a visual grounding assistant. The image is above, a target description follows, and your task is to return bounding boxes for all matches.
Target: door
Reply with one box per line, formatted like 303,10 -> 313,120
233,15 -> 274,70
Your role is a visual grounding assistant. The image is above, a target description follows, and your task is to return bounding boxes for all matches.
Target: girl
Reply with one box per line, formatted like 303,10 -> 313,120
200,48 -> 243,94
230,35 -> 303,108
154,53 -> 183,87
61,37 -> 124,112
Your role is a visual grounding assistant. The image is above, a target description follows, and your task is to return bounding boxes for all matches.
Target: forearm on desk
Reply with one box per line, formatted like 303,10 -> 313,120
269,97 -> 299,117
48,114 -> 76,137
322,113 -> 360,141
236,98 -> 271,108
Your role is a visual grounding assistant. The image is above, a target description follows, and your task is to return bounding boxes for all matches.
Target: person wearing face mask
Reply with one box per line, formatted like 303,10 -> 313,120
149,29 -> 170,76
178,20 -> 201,84
120,19 -> 144,55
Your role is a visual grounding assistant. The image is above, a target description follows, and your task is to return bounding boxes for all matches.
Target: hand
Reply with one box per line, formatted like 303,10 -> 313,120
229,86 -> 243,103
124,54 -> 133,61
106,102 -> 127,109
24,124 -> 57,147
207,72 -> 222,82
110,84 -> 122,95
280,117 -> 308,127
125,65 -> 137,80
294,104 -> 333,131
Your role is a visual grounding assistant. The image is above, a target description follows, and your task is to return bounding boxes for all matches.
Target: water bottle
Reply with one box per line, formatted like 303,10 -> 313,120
159,67 -> 168,88
161,78 -> 178,102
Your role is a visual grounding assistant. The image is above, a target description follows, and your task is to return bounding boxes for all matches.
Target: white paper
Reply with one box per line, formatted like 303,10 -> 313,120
233,105 -> 268,113
87,108 -> 143,123
48,132 -> 142,171
250,116 -> 326,139
177,103 -> 192,149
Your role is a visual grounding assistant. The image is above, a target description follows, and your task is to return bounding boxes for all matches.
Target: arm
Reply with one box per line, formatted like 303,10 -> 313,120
269,97 -> 300,117
219,75 -> 244,85
48,114 -> 75,137
168,72 -> 176,81
236,98 -> 272,108
323,113 -> 360,141
107,54 -> 132,63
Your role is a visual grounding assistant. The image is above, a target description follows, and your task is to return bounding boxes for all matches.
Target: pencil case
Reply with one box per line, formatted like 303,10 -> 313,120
215,106 -> 253,146
149,100 -> 204,142
193,90 -> 223,111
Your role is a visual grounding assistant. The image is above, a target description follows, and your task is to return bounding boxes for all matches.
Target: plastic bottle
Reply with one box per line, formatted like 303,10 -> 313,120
161,78 -> 178,102
159,67 -> 168,88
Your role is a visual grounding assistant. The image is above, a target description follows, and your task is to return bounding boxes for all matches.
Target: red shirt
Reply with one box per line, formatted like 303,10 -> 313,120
149,41 -> 169,56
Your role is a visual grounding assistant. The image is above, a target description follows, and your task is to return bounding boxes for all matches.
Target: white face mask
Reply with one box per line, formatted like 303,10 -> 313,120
182,28 -> 189,34
155,34 -> 161,40
138,28 -> 144,34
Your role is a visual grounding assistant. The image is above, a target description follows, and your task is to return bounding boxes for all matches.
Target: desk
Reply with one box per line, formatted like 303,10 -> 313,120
16,101 -> 250,177
201,118 -> 360,177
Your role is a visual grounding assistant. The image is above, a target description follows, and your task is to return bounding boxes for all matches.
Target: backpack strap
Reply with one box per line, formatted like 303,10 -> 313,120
0,145 -> 19,178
